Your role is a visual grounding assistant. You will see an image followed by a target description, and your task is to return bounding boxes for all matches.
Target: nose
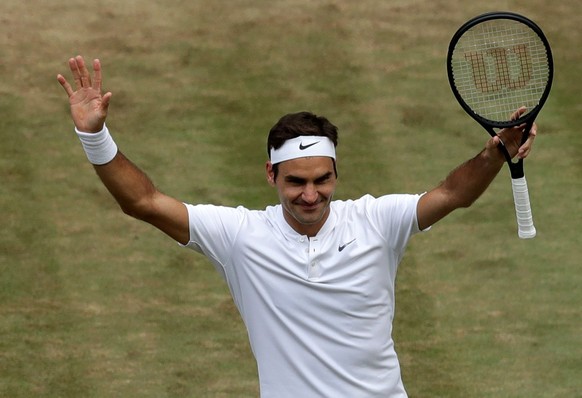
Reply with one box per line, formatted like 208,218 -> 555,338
302,184 -> 318,204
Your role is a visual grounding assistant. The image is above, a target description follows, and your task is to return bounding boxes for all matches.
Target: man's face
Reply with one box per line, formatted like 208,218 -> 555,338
266,156 -> 337,237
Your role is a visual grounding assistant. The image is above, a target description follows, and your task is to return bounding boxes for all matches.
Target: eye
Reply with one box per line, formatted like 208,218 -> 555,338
285,177 -> 306,186
314,172 -> 333,185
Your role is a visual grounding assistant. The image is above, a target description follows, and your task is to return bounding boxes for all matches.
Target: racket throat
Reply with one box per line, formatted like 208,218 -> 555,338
497,141 -> 525,179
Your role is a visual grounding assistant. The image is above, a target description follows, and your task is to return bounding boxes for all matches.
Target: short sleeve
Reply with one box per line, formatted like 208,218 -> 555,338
181,203 -> 247,278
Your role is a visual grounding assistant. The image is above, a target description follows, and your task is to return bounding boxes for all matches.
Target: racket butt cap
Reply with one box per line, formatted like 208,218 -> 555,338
518,228 -> 536,239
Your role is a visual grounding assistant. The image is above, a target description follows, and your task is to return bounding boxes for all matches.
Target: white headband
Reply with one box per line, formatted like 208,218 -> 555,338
270,136 -> 336,164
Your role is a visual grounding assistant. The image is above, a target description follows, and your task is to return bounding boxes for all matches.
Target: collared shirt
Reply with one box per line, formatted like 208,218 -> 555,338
183,193 -> 425,397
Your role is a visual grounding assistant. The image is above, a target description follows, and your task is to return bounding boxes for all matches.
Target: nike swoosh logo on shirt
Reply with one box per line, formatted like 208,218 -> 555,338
338,238 -> 356,252
299,141 -> 320,150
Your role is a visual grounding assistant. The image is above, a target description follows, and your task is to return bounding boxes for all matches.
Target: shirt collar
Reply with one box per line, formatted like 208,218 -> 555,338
275,204 -> 337,242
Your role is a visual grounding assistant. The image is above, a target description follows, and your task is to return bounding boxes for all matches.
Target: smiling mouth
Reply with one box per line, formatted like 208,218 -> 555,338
297,201 -> 321,210
301,206 -> 319,213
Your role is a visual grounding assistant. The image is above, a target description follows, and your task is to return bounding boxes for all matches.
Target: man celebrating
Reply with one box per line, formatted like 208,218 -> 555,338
58,56 -> 536,397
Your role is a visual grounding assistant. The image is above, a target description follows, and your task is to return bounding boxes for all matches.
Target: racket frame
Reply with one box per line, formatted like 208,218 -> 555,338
447,12 -> 553,133
446,11 -> 554,238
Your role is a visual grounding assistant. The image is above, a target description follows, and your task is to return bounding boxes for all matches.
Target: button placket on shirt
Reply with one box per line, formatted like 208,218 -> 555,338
307,237 -> 322,279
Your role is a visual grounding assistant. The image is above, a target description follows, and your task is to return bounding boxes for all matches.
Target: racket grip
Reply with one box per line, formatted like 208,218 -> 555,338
511,176 -> 536,239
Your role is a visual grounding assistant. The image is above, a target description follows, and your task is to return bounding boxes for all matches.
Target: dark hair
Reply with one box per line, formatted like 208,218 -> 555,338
267,112 -> 339,180
267,111 -> 339,154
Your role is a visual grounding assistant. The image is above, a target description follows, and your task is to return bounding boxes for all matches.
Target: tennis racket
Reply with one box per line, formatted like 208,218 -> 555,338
447,12 -> 553,239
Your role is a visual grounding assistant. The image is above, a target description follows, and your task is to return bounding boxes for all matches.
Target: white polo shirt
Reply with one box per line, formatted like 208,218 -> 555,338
183,193 -> 424,398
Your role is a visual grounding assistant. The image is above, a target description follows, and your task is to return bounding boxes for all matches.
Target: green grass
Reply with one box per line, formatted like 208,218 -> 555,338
1,0 -> 581,396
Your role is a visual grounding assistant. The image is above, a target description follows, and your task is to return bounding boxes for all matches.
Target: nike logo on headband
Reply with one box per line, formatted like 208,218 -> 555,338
270,136 -> 335,164
299,141 -> 320,150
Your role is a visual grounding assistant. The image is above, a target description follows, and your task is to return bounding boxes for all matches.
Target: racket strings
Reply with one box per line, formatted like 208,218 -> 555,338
450,19 -> 550,122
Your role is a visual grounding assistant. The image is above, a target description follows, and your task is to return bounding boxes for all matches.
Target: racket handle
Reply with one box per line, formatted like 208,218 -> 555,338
511,176 -> 536,239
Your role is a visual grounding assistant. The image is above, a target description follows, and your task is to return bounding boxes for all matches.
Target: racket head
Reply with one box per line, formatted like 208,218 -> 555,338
447,12 -> 553,129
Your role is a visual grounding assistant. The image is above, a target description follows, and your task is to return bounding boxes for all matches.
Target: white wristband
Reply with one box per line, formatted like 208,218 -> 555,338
75,124 -> 118,165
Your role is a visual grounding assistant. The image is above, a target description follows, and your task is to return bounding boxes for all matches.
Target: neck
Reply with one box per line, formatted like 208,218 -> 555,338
283,207 -> 330,237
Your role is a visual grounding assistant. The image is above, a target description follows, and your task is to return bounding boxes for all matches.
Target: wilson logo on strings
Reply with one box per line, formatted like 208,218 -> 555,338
464,44 -> 533,93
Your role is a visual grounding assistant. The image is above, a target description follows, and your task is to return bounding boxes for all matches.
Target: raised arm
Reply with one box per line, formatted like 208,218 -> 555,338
417,109 -> 537,231
57,56 -> 190,244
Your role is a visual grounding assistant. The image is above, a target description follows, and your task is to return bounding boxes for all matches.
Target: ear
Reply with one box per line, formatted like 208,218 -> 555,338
265,161 -> 276,186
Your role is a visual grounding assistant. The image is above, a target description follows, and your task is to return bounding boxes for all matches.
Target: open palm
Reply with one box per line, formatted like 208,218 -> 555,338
57,56 -> 111,133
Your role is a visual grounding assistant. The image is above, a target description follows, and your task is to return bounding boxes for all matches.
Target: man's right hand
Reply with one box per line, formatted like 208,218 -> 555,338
57,55 -> 111,133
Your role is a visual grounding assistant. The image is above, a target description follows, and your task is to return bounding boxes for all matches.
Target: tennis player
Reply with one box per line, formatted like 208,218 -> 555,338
58,56 -> 536,397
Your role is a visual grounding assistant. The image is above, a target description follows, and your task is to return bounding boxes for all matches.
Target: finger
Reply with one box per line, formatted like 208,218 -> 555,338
518,145 -> 531,159
75,55 -> 92,88
518,124 -> 537,159
69,57 -> 82,89
510,106 -> 527,121
57,74 -> 74,97
522,123 -> 537,145
486,134 -> 501,151
92,59 -> 103,92
101,91 -> 112,111
529,122 -> 538,138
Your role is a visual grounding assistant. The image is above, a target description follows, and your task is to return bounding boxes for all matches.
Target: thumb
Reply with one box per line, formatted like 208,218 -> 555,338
486,135 -> 501,150
102,91 -> 112,112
